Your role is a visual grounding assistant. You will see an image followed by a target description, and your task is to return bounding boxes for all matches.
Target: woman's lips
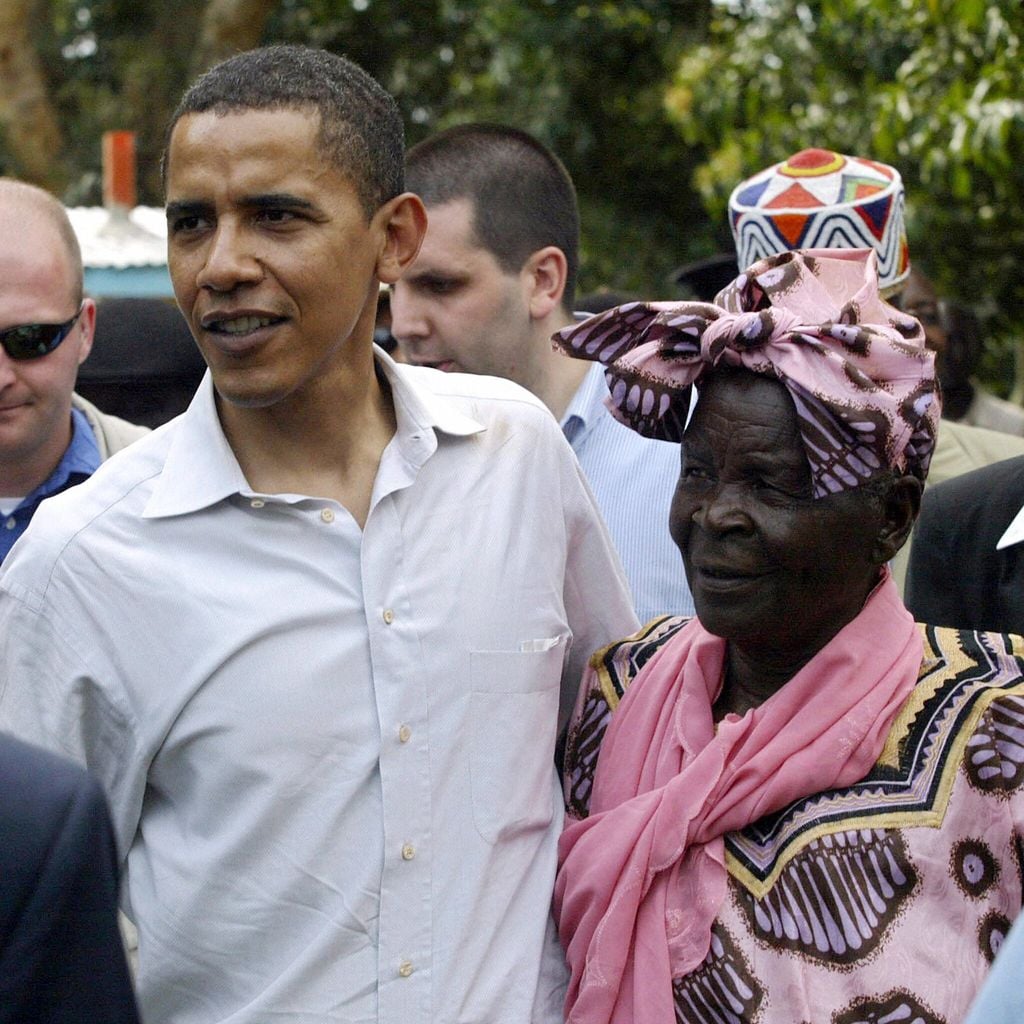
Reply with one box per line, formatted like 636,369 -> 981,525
694,564 -> 772,590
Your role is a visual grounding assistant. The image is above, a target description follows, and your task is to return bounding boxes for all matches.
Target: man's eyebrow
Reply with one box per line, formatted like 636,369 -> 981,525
244,193 -> 321,214
166,199 -> 211,221
406,268 -> 466,284
165,194 -> 323,221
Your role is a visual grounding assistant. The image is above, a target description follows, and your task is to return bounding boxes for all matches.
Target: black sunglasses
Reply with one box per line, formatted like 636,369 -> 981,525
0,303 -> 85,361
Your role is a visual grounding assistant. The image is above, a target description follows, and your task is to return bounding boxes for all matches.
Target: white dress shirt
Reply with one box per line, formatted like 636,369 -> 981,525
0,352 -> 637,1024
561,362 -> 695,622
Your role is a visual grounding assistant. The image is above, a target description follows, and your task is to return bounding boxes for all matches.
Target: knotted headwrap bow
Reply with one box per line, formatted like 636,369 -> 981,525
554,249 -> 941,496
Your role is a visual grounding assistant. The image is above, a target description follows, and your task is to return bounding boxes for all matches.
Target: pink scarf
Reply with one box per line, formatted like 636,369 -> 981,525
554,571 -> 922,1024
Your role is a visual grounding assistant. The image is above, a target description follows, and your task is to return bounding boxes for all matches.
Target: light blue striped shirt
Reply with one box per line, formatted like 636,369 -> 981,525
561,362 -> 695,623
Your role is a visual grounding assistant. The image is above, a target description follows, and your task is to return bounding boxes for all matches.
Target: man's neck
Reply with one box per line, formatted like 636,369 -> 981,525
0,415 -> 74,497
521,310 -> 590,421
217,350 -> 396,530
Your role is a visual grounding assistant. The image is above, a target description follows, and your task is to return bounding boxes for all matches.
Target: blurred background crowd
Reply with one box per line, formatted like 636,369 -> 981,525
1,0 -> 1021,408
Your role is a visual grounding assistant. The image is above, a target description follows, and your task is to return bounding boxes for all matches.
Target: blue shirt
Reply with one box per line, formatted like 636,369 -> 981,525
0,407 -> 100,563
561,362 -> 695,622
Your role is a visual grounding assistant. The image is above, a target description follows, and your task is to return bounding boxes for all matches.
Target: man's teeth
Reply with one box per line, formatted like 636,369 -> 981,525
216,316 -> 276,335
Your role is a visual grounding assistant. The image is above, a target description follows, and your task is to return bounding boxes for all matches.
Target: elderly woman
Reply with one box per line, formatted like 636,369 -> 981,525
553,249 -> 1024,1024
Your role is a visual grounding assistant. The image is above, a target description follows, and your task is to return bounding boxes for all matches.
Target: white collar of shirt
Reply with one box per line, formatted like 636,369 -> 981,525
996,502 -> 1024,550
143,346 -> 484,519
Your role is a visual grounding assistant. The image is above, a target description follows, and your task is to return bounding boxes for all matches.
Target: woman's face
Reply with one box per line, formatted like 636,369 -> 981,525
670,371 -> 886,658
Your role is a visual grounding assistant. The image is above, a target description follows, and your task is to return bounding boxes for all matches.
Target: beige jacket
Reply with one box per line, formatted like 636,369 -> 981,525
959,386 -> 1024,438
927,417 -> 1024,488
71,392 -> 150,459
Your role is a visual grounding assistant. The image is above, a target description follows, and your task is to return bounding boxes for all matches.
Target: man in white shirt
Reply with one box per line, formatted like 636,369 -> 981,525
0,46 -> 637,1024
390,124 -> 693,624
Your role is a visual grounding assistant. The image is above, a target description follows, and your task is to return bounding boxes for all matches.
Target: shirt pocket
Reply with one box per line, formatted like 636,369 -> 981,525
469,638 -> 567,844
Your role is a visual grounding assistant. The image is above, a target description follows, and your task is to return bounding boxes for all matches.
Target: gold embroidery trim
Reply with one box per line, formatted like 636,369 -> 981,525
591,615 -> 673,713
728,671 -> 1024,899
877,625 -> 949,769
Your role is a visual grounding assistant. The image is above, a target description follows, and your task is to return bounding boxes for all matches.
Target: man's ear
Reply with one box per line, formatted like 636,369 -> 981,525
874,474 -> 923,563
521,246 -> 568,321
75,297 -> 97,366
375,192 -> 428,285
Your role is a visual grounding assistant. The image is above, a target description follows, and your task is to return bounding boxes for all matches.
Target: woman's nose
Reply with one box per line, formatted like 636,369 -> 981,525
693,482 -> 755,535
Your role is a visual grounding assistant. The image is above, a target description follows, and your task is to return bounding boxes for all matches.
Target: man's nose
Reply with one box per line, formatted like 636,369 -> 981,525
389,283 -> 429,347
196,224 -> 263,293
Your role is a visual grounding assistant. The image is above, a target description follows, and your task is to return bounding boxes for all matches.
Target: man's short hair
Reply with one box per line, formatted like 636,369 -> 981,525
163,45 -> 404,219
405,124 -> 580,310
0,178 -> 84,305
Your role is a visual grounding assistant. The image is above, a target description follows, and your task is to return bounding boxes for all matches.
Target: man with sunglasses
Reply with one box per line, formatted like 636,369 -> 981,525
0,179 -> 147,563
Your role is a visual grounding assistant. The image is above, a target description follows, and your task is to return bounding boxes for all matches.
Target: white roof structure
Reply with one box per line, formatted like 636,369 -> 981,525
66,205 -> 172,297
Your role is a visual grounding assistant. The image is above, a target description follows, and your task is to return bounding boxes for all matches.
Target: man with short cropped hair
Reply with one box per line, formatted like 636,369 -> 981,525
0,47 -> 636,1024
0,179 -> 147,562
391,124 -> 694,622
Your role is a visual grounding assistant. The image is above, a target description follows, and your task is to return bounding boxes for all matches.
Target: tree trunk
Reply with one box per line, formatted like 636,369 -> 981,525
0,0 -> 65,190
190,0 -> 278,77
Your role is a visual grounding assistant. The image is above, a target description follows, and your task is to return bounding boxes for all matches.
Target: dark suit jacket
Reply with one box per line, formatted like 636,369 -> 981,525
906,455 -> 1024,634
0,733 -> 139,1023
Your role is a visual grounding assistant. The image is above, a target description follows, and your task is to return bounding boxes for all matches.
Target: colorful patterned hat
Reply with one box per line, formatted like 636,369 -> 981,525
728,149 -> 910,295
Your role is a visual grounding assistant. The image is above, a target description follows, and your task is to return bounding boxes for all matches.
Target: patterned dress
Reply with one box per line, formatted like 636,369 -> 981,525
563,618 -> 1024,1024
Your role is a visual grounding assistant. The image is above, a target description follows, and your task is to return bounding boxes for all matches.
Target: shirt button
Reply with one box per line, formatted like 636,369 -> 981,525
401,843 -> 415,861
320,508 -> 335,524
249,498 -> 265,509
398,960 -> 414,978
4,518 -> 14,530
398,724 -> 412,743
382,608 -> 395,625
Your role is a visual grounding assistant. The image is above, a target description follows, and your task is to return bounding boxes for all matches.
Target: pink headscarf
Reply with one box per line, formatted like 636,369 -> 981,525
554,248 -> 940,497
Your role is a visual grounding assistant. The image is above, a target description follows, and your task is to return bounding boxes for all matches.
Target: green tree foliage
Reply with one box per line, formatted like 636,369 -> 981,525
1,0 -> 715,296
270,0 -> 716,294
665,0 -> 1024,393
13,0 -> 209,202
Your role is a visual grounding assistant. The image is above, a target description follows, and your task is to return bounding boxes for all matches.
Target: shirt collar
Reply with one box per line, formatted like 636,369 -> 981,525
144,347 -> 485,519
380,347 -> 485,441
560,362 -> 609,443
19,406 -> 102,508
997,503 -> 1024,550
60,405 -> 102,477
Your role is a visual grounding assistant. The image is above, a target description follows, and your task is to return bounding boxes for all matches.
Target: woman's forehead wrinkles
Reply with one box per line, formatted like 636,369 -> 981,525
695,378 -> 793,441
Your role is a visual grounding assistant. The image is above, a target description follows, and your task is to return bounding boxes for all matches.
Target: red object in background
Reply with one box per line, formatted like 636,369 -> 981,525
102,131 -> 136,210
